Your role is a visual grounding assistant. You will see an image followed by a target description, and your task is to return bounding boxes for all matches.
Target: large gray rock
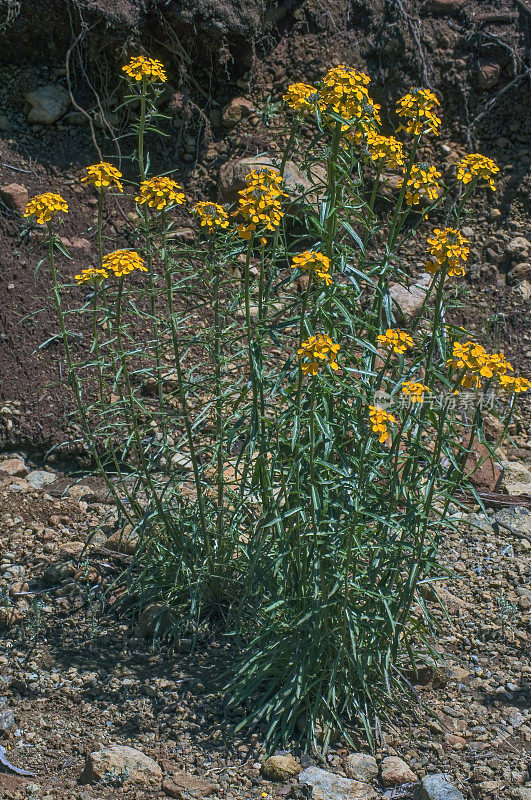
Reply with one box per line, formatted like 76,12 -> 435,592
26,469 -> 57,489
494,507 -> 530,540
389,274 -> 432,321
25,85 -> 69,124
218,155 -> 326,205
299,766 -> 376,800
81,745 -> 162,788
500,460 -> 531,496
417,773 -> 465,800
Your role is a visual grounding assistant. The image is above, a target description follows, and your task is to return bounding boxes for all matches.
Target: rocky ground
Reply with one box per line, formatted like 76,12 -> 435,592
0,452 -> 530,800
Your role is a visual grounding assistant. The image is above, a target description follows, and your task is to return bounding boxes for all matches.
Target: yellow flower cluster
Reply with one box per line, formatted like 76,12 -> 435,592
298,334 -> 340,376
377,328 -> 414,354
396,88 -> 441,136
401,381 -> 430,403
318,65 -> 381,136
136,177 -> 186,210
291,251 -> 332,286
101,250 -> 147,278
283,83 -> 318,113
193,202 -> 229,231
456,153 -> 499,191
235,168 -> 287,240
81,162 -> 123,192
369,405 -> 397,443
122,55 -> 167,83
499,375 -> 531,394
400,164 -> 442,206
425,227 -> 469,277
446,341 -> 514,389
366,132 -> 405,170
24,193 -> 68,225
75,267 -> 108,285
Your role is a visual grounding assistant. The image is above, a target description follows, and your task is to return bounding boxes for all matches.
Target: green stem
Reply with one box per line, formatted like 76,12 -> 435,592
161,213 -> 209,545
47,224 -> 138,524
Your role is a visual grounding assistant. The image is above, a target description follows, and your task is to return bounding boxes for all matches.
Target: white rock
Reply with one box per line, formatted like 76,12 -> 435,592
25,85 -> 69,124
420,773 -> 465,800
299,765 -> 376,800
26,469 -> 56,489
390,274 -> 432,320
81,744 -> 162,788
501,461 -> 531,496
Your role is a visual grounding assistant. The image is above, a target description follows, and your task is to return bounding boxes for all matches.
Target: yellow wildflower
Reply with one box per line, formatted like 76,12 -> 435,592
366,132 -> 405,170
377,328 -> 414,354
136,177 -> 186,210
401,381 -> 430,403
396,88 -> 441,136
102,249 -> 147,278
456,153 -> 499,191
24,193 -> 68,225
425,228 -> 469,277
298,334 -> 340,376
318,65 -> 381,137
446,341 -> 514,388
499,375 -> 531,394
75,267 -> 108,284
283,83 -> 318,113
193,201 -> 229,231
369,405 -> 397,443
291,251 -> 332,286
81,162 -> 123,192
122,55 -> 167,83
234,168 -> 287,240
399,163 -> 442,205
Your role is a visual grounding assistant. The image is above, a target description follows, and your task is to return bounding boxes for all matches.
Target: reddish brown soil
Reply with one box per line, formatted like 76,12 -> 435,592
0,0 -> 529,459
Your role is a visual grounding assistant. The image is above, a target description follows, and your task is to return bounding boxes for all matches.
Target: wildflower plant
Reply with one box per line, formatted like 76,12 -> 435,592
36,57 -> 530,755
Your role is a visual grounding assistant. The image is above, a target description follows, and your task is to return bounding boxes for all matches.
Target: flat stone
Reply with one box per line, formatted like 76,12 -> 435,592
0,184 -> 29,214
0,458 -> 29,478
25,85 -> 70,124
81,745 -> 162,788
0,705 -> 16,733
218,155 -> 325,205
344,753 -> 378,783
500,460 -> 531,496
261,754 -> 302,781
494,506 -> 530,539
381,756 -> 418,787
418,773 -> 465,800
221,96 -> 254,127
105,525 -> 139,555
26,470 -> 57,489
299,766 -> 376,800
389,274 -> 432,320
0,114 -> 11,131
162,769 -> 215,797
